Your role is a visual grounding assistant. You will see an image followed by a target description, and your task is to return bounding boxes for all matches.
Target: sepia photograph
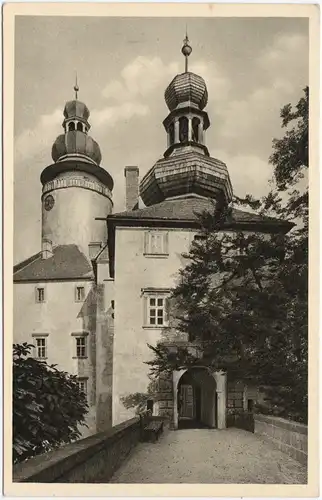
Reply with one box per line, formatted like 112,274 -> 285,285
3,3 -> 319,496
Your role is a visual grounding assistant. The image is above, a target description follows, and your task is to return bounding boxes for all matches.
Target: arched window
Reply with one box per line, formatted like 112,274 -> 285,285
68,122 -> 75,131
179,117 -> 188,143
169,122 -> 175,145
77,122 -> 83,132
192,117 -> 200,142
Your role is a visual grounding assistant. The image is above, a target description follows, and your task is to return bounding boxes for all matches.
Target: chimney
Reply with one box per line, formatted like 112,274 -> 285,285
42,238 -> 53,259
124,166 -> 139,211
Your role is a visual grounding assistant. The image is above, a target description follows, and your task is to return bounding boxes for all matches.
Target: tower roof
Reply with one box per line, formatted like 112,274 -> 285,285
165,72 -> 208,111
63,100 -> 90,121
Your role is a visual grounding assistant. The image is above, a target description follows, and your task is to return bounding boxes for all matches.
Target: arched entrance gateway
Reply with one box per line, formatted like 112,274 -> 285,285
172,368 -> 227,430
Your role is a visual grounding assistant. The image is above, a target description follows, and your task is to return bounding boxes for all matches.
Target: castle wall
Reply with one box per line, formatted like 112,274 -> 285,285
42,171 -> 112,258
13,280 -> 97,436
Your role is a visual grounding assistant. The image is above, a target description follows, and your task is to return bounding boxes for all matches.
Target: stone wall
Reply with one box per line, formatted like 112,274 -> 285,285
254,414 -> 307,465
13,418 -> 140,483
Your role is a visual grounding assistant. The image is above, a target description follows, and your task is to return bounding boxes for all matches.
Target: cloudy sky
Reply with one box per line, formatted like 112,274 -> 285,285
14,16 -> 309,264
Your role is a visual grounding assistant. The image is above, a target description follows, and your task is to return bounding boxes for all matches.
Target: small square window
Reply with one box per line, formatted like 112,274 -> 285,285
35,287 -> 45,303
150,298 -> 156,306
35,337 -> 47,359
76,336 -> 87,358
75,286 -> 85,302
157,298 -> 163,307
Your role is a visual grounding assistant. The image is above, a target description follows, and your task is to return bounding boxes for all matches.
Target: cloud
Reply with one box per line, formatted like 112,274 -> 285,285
214,149 -> 274,200
102,56 -> 179,102
15,109 -> 62,163
91,102 -> 149,128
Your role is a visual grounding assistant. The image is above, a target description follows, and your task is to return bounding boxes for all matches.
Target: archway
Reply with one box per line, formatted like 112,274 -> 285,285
177,367 -> 217,429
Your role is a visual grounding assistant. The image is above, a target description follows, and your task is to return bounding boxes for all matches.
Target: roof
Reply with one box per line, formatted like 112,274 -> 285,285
108,195 -> 293,233
14,245 -> 94,282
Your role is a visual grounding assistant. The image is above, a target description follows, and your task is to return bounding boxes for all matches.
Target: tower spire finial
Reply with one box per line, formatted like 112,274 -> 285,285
74,72 -> 79,100
181,29 -> 192,73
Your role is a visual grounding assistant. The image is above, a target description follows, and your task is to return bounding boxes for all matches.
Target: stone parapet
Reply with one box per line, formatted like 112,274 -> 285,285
254,414 -> 307,465
13,418 -> 140,483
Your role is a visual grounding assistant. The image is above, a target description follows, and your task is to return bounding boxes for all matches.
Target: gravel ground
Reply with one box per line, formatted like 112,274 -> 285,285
110,428 -> 307,484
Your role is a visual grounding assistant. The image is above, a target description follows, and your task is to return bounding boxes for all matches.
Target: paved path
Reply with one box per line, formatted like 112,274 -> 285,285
110,428 -> 307,484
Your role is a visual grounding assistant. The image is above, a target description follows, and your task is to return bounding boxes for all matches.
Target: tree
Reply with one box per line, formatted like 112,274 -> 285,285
146,88 -> 308,423
13,343 -> 89,464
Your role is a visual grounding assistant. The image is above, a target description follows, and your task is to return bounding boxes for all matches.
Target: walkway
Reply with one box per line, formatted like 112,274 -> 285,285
110,428 -> 307,484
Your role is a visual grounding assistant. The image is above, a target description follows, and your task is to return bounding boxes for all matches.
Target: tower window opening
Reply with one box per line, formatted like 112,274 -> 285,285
68,122 -> 75,131
169,122 -> 175,145
77,122 -> 83,132
192,117 -> 200,142
179,117 -> 188,143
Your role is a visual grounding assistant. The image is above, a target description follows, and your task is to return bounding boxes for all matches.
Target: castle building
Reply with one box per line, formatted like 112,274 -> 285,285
13,37 -> 292,435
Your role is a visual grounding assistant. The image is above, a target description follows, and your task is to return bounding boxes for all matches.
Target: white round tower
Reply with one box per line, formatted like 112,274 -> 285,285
40,84 -> 113,258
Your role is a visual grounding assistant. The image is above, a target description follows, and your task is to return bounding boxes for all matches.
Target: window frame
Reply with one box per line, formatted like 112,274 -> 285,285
75,336 -> 87,358
143,230 -> 169,258
75,285 -> 85,303
77,377 -> 88,398
32,333 -> 49,359
142,289 -> 171,329
35,286 -> 46,303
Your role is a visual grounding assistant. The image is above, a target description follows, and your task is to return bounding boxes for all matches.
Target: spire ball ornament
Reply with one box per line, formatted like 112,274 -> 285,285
182,34 -> 192,72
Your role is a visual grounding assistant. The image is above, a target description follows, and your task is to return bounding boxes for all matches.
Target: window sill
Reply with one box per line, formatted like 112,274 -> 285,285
143,254 -> 169,259
36,357 -> 48,361
142,325 -> 169,330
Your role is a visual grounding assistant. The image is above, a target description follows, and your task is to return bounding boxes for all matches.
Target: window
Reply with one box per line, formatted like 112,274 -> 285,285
143,291 -> 170,328
77,122 -> 83,132
247,399 -> 254,412
75,286 -> 85,302
35,337 -> 47,359
144,231 -> 169,256
168,122 -> 175,145
192,117 -> 200,142
75,336 -> 87,358
68,122 -> 75,131
179,116 -> 188,142
35,287 -> 45,303
77,378 -> 88,395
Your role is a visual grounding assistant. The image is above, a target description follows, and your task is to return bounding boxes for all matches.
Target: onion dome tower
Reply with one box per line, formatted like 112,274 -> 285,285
40,80 -> 114,258
140,34 -> 233,206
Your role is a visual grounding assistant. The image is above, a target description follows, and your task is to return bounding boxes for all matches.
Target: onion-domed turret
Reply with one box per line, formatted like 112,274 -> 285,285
40,78 -> 114,259
139,33 -> 233,208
